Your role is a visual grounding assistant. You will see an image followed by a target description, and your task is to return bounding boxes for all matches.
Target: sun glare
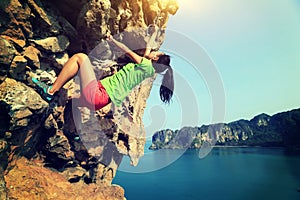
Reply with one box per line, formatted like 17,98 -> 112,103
176,0 -> 200,13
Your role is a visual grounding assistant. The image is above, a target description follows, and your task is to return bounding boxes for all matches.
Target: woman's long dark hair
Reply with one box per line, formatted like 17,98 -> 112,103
152,55 -> 174,104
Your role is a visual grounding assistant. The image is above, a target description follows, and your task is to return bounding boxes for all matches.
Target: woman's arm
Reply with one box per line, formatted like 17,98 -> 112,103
144,25 -> 159,58
106,34 -> 143,64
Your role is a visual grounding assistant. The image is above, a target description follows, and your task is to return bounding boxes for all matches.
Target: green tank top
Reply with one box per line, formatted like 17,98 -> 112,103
100,58 -> 155,107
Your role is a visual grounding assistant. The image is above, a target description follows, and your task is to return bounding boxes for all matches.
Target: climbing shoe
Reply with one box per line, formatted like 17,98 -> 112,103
31,77 -> 54,102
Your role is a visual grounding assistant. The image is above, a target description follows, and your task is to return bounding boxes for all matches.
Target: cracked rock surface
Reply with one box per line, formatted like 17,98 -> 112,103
0,0 -> 178,199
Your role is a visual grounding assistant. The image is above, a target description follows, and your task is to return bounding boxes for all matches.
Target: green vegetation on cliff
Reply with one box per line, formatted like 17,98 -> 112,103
150,108 -> 300,149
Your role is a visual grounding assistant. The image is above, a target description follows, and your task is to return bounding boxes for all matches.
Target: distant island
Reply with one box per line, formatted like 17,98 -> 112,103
150,108 -> 300,150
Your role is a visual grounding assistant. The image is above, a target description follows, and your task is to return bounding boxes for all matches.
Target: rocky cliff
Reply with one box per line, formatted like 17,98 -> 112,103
0,0 -> 178,199
150,108 -> 300,150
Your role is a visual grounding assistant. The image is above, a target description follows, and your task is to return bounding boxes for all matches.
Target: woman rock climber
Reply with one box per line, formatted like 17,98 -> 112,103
31,27 -> 174,110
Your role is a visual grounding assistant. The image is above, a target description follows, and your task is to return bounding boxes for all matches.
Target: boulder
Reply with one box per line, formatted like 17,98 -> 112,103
0,36 -> 16,83
0,78 -> 48,132
30,35 -> 70,53
9,55 -> 28,81
0,0 -> 32,40
27,0 -> 61,33
23,46 -> 41,69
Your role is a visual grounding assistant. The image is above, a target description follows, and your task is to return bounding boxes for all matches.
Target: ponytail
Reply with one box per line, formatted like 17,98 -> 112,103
160,67 -> 174,104
152,55 -> 174,104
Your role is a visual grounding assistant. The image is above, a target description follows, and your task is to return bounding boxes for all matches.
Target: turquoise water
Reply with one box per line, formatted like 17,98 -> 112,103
113,147 -> 300,200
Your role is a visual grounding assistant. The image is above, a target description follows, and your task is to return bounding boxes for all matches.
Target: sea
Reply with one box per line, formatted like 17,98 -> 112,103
113,142 -> 300,200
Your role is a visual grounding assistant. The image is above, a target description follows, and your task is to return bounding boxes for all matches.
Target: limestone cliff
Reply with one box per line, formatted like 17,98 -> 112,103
0,0 -> 178,199
150,108 -> 300,150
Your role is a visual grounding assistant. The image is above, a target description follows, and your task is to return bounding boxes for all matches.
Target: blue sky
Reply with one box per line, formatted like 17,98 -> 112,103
143,0 -> 300,137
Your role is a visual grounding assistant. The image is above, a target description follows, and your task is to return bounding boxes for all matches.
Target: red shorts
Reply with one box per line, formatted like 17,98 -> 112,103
81,80 -> 110,110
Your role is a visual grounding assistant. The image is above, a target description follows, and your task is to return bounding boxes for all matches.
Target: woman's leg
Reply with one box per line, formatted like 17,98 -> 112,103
47,52 -> 109,109
49,53 -> 96,94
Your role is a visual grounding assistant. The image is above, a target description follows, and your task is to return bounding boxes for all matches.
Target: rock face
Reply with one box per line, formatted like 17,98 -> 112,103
150,108 -> 300,150
0,0 -> 178,199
